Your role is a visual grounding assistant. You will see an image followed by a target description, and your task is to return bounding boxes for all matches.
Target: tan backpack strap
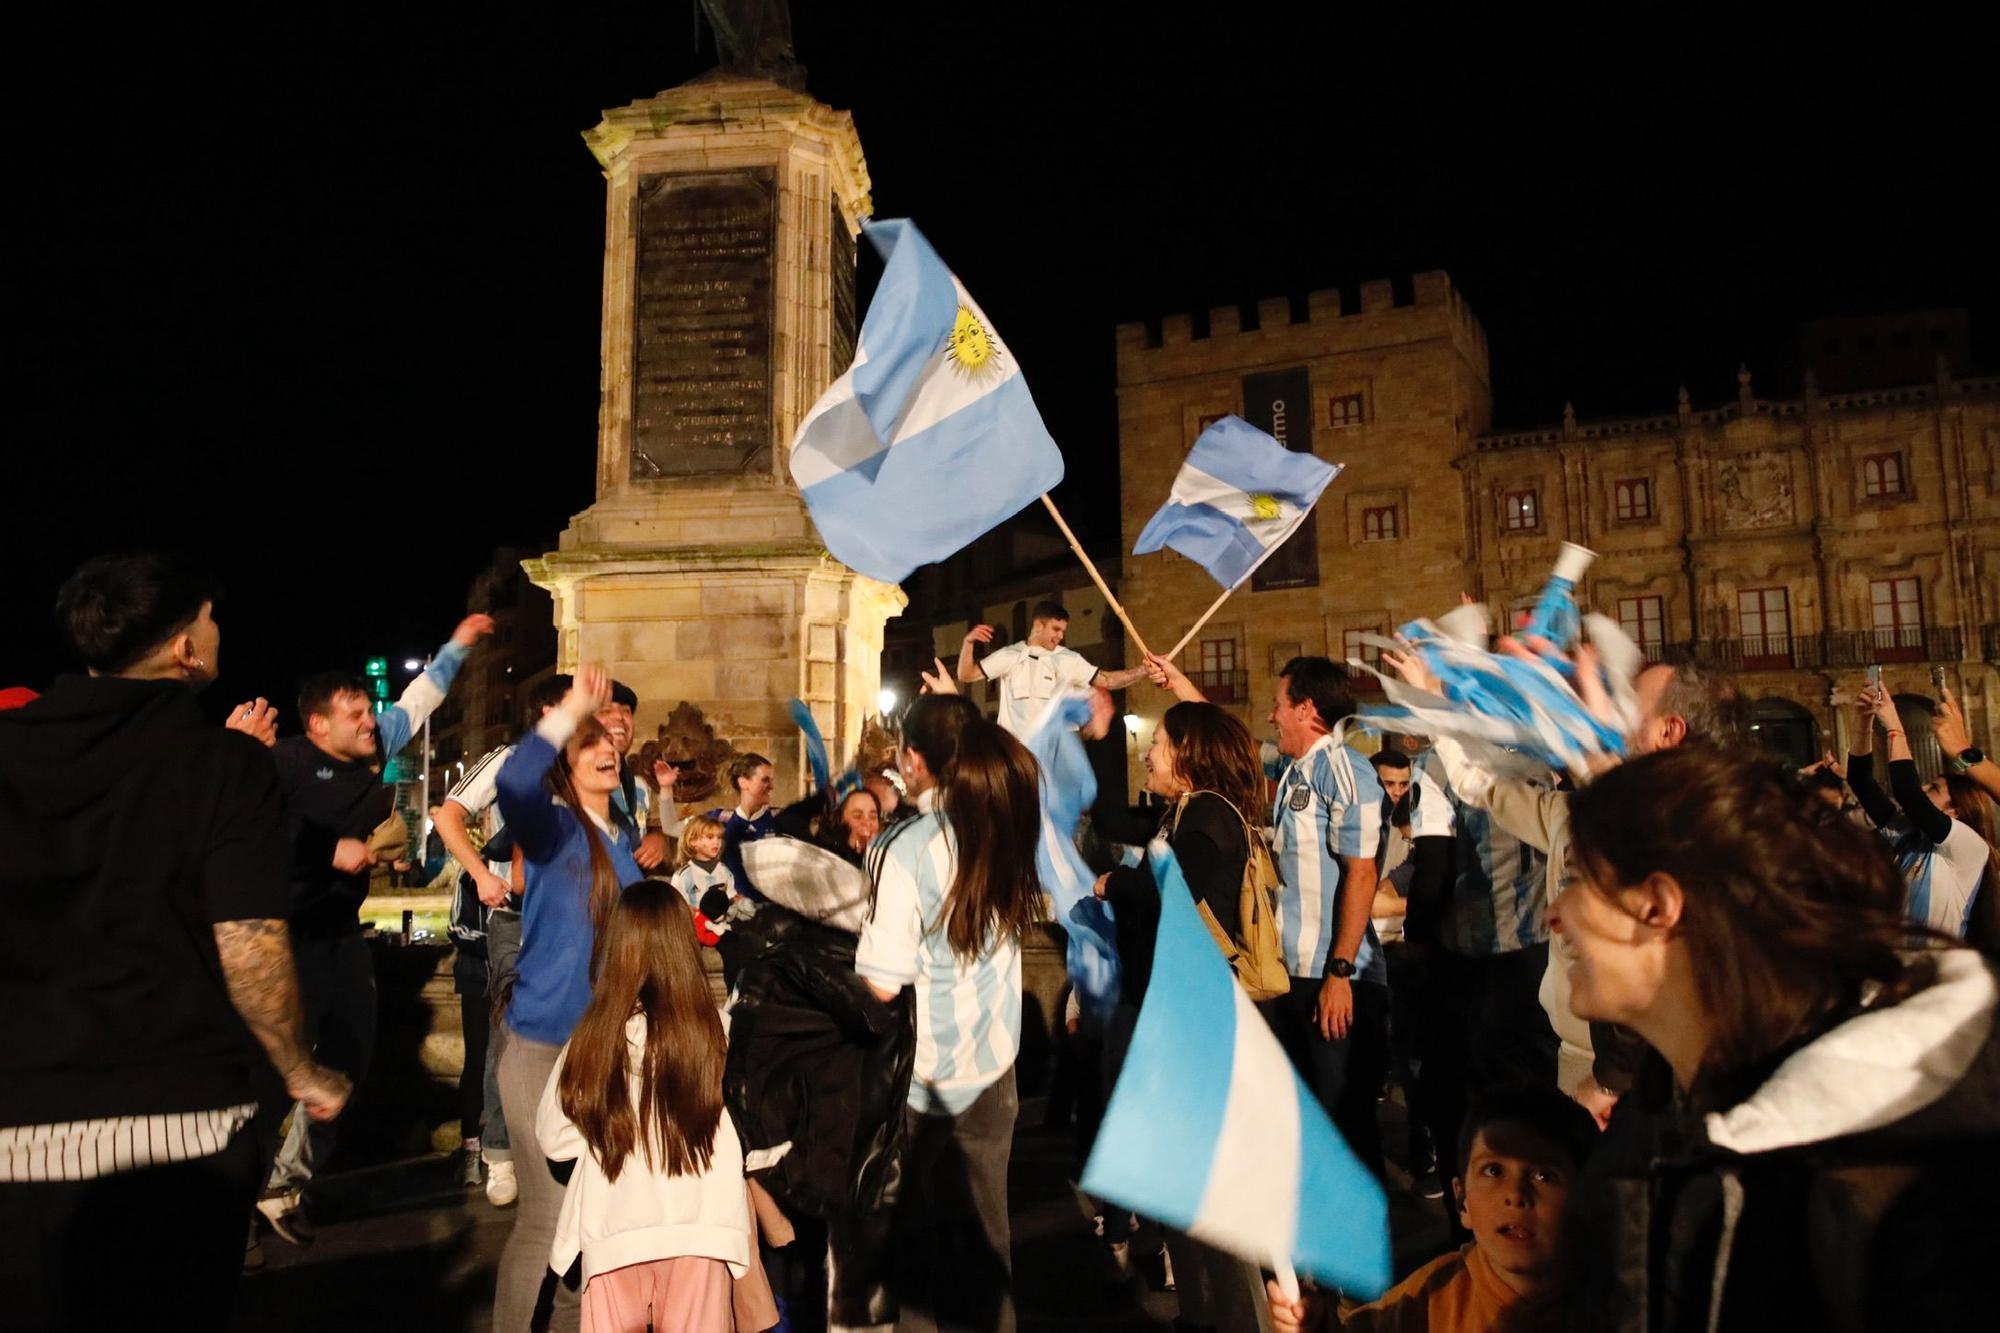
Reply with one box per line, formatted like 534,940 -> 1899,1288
1180,789 -> 1255,840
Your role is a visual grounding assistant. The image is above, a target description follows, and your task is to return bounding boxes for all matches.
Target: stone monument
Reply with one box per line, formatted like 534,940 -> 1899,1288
525,63 -> 903,799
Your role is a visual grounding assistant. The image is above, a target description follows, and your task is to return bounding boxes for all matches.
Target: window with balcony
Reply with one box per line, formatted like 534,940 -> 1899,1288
1503,489 -> 1540,532
1195,638 -> 1244,703
1862,452 -> 1906,498
1362,506 -> 1399,542
1870,577 -> 1923,662
1738,587 -> 1793,669
1617,595 -> 1665,660
1342,627 -> 1383,670
1613,477 -> 1653,522
1329,393 -> 1366,428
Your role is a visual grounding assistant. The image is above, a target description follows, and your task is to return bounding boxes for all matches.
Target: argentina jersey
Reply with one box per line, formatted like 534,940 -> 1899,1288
1421,751 -> 1550,955
1273,732 -> 1387,985
1889,817 -> 1990,938
856,806 -> 1023,1115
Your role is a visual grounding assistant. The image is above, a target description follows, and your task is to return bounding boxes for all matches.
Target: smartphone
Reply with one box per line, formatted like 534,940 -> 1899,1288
1866,664 -> 1882,686
1931,665 -> 1947,691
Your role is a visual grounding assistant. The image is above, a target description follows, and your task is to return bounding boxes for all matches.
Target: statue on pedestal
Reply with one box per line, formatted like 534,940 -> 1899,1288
697,0 -> 806,89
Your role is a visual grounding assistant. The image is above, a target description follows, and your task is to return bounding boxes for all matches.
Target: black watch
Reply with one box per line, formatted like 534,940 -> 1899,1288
1326,957 -> 1356,980
1952,747 -> 1985,772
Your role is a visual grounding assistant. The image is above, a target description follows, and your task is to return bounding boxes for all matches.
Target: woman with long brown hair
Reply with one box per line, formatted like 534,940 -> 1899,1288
855,691 -> 1044,1332
536,880 -> 751,1332
1089,698 -> 1276,1332
1552,746 -> 1999,1330
492,665 -> 646,1333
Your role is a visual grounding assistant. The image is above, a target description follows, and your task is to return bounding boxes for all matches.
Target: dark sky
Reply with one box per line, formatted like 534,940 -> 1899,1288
5,6 -> 1988,708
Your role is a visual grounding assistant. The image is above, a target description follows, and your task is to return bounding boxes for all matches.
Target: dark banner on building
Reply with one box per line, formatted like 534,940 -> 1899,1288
1244,366 -> 1320,591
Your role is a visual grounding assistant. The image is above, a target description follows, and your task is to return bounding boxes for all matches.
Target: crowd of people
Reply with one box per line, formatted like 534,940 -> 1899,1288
4,564 -> 1997,1333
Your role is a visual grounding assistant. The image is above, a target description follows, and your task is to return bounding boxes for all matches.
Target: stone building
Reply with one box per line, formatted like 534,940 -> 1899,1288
1113,283 -> 2000,790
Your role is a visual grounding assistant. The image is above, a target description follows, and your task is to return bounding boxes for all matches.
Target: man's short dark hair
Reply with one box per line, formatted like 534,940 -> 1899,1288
55,552 -> 218,674
298,672 -> 372,723
1369,750 -> 1412,775
524,673 -> 572,729
609,680 -> 638,710
1278,656 -> 1358,729
1456,1084 -> 1599,1180
729,752 -> 772,791
1030,600 -> 1070,624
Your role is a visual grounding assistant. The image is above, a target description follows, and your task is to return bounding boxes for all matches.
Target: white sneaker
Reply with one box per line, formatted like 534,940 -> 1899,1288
485,1158 -> 518,1208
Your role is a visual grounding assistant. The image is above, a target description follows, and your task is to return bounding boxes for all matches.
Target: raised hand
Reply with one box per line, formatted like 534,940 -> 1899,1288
225,697 -> 279,747
963,624 -> 995,647
1381,640 -> 1443,696
451,613 -> 498,648
653,759 -> 680,792
919,657 -> 958,695
1933,686 -> 1972,758
563,663 -> 612,722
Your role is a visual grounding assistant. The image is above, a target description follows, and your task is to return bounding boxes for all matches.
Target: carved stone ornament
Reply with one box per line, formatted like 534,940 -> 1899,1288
638,702 -> 739,806
1715,451 -> 1795,530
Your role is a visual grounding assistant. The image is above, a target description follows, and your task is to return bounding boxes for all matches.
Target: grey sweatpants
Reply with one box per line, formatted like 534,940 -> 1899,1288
891,1073 -> 1018,1333
492,1023 -> 578,1333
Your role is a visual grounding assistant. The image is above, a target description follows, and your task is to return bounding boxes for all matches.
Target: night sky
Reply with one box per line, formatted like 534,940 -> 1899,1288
6,7 -> 1987,711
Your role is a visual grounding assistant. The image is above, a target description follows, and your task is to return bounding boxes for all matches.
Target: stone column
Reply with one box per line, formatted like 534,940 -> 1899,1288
528,73 -> 903,800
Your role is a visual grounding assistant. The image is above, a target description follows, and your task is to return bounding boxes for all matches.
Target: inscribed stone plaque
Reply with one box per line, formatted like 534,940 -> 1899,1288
1245,366 -> 1322,591
830,199 -> 857,378
630,168 -> 775,479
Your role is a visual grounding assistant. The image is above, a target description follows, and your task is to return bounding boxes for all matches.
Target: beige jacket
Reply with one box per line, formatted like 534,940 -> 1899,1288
1425,737 -> 1591,1093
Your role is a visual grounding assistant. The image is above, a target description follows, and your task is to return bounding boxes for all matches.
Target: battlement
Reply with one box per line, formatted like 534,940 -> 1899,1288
1115,270 -> 1489,366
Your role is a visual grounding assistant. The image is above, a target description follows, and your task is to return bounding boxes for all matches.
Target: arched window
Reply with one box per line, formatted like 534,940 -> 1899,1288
1746,697 -> 1817,768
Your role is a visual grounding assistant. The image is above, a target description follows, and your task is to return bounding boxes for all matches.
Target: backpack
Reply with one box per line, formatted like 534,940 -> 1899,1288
1172,791 -> 1290,1002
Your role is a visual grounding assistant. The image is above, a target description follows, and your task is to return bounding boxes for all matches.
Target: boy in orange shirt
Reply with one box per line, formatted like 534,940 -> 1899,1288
1270,1086 -> 1598,1332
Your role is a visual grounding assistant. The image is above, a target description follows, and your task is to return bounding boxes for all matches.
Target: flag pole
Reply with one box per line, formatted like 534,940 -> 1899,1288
1165,582 -> 1238,661
1040,494 -> 1152,658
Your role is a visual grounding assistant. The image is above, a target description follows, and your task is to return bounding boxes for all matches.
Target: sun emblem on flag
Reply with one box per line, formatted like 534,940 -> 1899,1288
1250,493 -> 1281,520
945,305 -> 1001,376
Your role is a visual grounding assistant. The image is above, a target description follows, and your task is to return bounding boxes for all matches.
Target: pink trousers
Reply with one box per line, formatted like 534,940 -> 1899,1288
580,1256 -> 732,1333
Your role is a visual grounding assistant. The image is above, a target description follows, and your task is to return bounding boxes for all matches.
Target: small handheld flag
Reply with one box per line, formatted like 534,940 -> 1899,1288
1133,416 -> 1340,591
789,220 -> 1065,585
1081,844 -> 1390,1297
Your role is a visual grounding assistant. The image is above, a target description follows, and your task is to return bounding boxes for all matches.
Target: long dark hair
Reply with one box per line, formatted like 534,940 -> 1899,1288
1161,702 -> 1265,827
556,881 -> 725,1183
1942,773 -> 2000,951
1568,747 -> 1941,1108
897,694 -> 1045,962
543,713 -> 623,976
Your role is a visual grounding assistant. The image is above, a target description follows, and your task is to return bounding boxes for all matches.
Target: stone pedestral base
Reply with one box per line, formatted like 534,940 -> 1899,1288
526,544 -> 904,805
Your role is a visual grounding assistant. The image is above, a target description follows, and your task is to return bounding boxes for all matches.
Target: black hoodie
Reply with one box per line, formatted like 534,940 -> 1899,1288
0,675 -> 290,1126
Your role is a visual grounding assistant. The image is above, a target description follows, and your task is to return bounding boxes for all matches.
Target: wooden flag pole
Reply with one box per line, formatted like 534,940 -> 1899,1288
1165,582 -> 1238,661
1040,494 -> 1152,659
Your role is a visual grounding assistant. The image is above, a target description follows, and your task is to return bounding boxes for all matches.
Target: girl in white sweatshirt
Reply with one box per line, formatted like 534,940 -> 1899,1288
536,879 -> 752,1333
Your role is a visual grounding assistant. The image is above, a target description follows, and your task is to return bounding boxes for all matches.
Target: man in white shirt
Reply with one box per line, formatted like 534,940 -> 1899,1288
956,600 -> 1149,736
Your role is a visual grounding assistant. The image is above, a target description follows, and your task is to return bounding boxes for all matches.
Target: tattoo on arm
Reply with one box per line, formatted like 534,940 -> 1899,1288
212,918 -> 310,1081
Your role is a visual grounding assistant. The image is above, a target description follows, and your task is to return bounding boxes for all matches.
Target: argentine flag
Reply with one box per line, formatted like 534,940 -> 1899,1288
1132,415 -> 1340,590
1081,844 -> 1390,1297
1021,689 -> 1122,1027
789,219 -> 1064,585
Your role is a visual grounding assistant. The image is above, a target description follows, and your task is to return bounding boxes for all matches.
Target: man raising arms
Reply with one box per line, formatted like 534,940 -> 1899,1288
957,600 -> 1149,735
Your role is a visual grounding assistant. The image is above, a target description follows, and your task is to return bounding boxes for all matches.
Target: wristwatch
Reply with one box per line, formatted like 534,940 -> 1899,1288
1951,747 -> 1985,773
1326,957 -> 1357,980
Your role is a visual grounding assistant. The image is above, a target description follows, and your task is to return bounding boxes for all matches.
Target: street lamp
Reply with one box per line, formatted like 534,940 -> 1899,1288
877,687 -> 898,716
1122,714 -> 1141,736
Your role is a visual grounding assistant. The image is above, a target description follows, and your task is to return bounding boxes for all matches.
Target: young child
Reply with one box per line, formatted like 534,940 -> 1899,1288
1268,1085 -> 1598,1333
536,880 -> 755,1333
671,814 -> 742,948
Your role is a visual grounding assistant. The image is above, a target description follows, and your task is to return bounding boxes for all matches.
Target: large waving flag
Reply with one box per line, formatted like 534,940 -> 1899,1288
1132,416 -> 1340,590
1020,690 -> 1122,1027
1082,844 -> 1390,1297
789,220 -> 1065,584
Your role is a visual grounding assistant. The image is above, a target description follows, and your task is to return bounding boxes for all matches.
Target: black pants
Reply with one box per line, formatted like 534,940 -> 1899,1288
1418,944 -> 1558,1231
457,977 -> 489,1143
1269,977 -> 1389,1178
0,1125 -> 262,1331
1383,941 -> 1434,1163
891,1075 -> 1018,1333
252,932 -> 376,1190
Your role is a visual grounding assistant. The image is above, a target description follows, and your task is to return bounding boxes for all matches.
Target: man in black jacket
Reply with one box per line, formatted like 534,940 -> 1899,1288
0,552 -> 349,1328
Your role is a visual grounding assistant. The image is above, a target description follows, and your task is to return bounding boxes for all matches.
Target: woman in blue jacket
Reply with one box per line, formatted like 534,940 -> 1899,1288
490,664 -> 644,1333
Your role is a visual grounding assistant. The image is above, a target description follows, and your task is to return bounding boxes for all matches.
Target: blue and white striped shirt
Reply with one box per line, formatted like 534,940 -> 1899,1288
1887,817 -> 1989,938
1420,751 -> 1550,955
856,793 -> 1022,1115
1272,731 -> 1386,984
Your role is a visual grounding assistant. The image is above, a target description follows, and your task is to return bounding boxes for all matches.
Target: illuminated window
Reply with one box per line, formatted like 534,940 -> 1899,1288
1617,596 -> 1665,656
1862,453 -> 1905,498
1614,478 -> 1653,521
1362,506 -> 1399,541
1503,489 -> 1540,532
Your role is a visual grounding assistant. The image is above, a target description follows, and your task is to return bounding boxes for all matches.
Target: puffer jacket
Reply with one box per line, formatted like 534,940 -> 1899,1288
723,905 -> 915,1326
1567,948 -> 2000,1332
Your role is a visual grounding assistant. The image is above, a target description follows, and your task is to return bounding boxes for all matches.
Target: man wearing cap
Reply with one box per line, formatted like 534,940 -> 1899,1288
596,679 -> 677,868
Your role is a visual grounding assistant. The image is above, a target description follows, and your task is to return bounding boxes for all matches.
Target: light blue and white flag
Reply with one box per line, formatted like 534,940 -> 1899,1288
1021,690 -> 1122,1027
1132,416 -> 1340,590
1082,844 -> 1390,1297
789,219 -> 1065,585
